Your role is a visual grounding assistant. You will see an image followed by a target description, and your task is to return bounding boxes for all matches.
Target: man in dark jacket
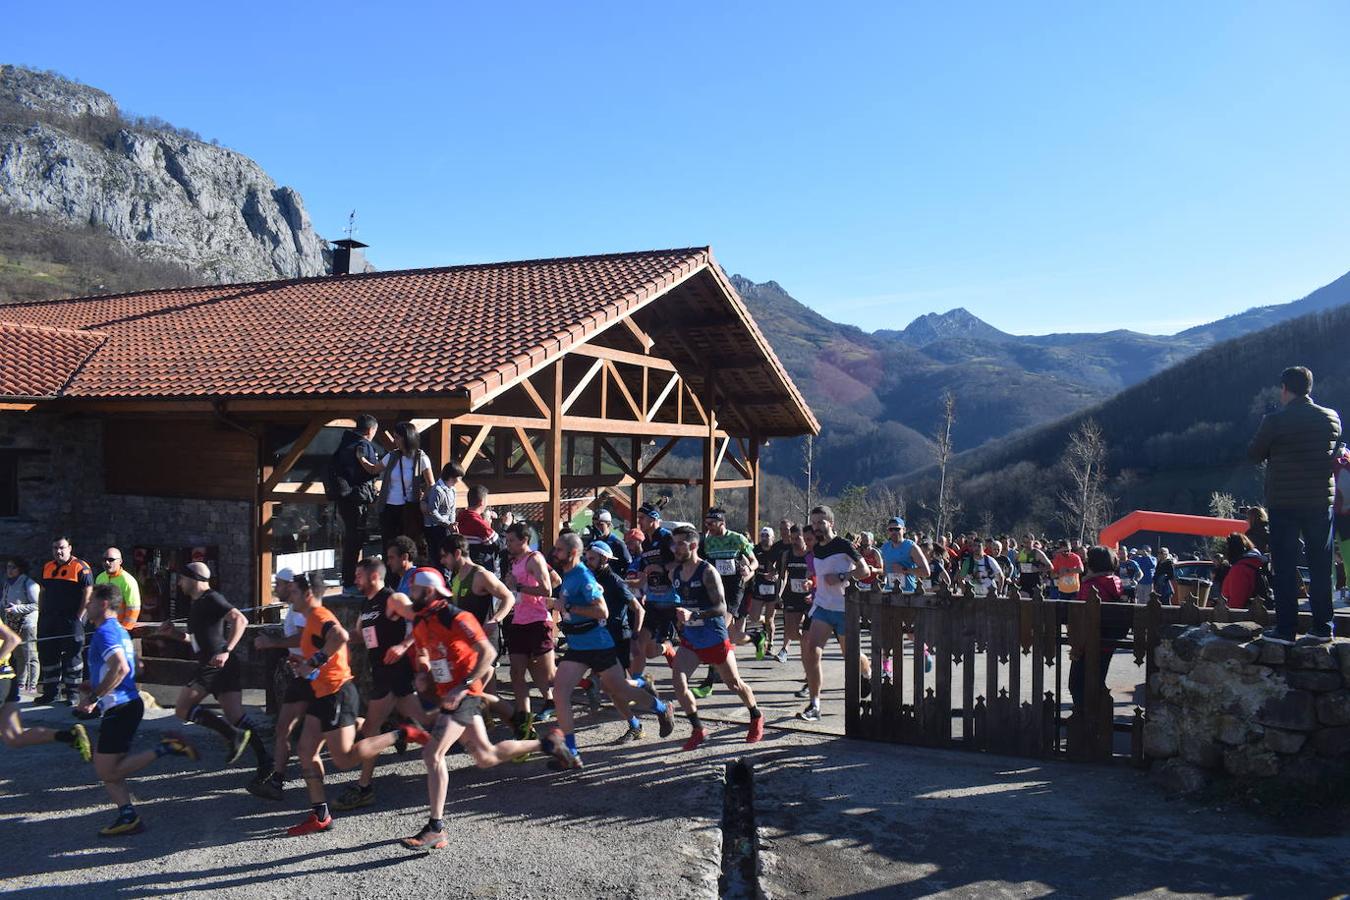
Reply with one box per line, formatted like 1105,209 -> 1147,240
1247,366 -> 1343,643
335,415 -> 381,588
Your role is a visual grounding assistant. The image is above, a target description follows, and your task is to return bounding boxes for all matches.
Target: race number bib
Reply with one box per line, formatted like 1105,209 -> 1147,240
858,581 -> 875,592
428,658 -> 453,684
362,626 -> 379,649
98,693 -> 119,712
1020,563 -> 1038,574
756,583 -> 777,597
714,558 -> 736,576
789,578 -> 808,594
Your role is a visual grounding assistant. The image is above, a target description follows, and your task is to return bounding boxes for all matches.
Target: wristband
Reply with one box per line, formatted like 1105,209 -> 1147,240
308,650 -> 329,668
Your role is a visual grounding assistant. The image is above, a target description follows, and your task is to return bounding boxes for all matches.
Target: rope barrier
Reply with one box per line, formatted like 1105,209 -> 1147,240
7,602 -> 284,647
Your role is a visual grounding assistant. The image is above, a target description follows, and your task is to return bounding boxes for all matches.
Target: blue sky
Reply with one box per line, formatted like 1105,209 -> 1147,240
6,2 -> 1349,334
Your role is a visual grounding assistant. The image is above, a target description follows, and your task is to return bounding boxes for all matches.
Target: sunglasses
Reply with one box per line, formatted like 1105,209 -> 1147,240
104,557 -> 120,563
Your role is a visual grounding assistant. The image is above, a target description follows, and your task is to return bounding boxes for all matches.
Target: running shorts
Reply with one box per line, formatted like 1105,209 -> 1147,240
811,606 -> 846,635
189,653 -> 242,697
561,647 -> 620,674
643,607 -> 678,644
506,620 -> 555,658
97,697 -> 145,755
307,680 -> 360,731
443,694 -> 486,727
781,594 -> 810,614
370,660 -> 416,700
281,674 -> 315,704
681,638 -> 733,667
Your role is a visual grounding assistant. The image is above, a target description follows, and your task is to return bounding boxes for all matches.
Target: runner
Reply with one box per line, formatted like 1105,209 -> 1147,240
775,526 -> 814,664
438,533 -> 517,724
856,531 -> 885,594
585,541 -> 658,744
628,503 -> 678,679
667,525 -> 765,750
502,522 -> 560,737
158,563 -> 269,773
247,568 -> 317,800
286,581 -> 432,836
1015,535 -> 1052,595
72,582 -> 200,835
549,534 -> 674,766
1,618 -> 92,759
797,506 -> 871,722
878,518 -> 930,593
392,567 -> 569,849
333,556 -> 431,811
1051,541 -> 1084,599
746,526 -> 782,662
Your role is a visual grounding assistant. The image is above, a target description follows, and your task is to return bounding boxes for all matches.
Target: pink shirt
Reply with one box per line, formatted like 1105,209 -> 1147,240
510,553 -> 551,625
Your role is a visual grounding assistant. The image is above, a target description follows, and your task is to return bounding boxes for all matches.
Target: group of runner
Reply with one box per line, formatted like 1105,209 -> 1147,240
1,503 -> 879,846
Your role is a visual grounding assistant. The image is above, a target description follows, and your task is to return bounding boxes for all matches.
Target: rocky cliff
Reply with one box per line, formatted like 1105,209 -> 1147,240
0,65 -> 327,283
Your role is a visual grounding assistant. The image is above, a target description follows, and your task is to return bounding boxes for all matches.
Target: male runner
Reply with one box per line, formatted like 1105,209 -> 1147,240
1,618 -> 91,759
775,526 -> 814,664
286,581 -> 432,836
878,518 -> 931,593
703,508 -> 758,656
159,563 -> 267,771
550,534 -> 674,767
797,506 -> 872,722
439,534 -> 516,723
667,525 -> 765,750
393,567 -> 569,849
333,556 -> 429,811
629,503 -> 679,678
745,526 -> 782,659
1015,535 -> 1053,595
247,568 -> 316,800
75,582 -> 199,835
585,541 -> 656,744
503,522 -> 559,736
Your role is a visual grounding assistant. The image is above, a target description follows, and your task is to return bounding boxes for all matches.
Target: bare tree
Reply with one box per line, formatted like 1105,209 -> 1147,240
934,391 -> 957,539
1056,419 -> 1111,544
802,434 -> 820,516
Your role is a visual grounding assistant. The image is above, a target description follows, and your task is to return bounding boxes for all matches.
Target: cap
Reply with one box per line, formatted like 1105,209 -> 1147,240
887,516 -> 906,529
410,566 -> 451,597
637,503 -> 662,520
624,528 -> 644,543
704,508 -> 726,522
595,510 -> 612,523
587,541 -> 615,559
275,567 -> 297,583
759,526 -> 774,538
181,561 -> 212,582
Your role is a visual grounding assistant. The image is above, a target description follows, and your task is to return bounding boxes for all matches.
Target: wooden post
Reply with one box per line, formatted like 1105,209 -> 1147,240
545,361 -> 564,547
630,437 -> 643,524
254,429 -> 274,619
746,434 -> 761,535
701,373 -> 717,514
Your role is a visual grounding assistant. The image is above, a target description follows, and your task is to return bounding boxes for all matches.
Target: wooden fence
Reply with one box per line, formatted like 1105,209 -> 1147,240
843,583 -> 1288,764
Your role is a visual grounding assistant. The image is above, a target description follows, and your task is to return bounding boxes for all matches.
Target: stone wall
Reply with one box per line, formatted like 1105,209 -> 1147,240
0,412 -> 252,607
1144,621 -> 1350,793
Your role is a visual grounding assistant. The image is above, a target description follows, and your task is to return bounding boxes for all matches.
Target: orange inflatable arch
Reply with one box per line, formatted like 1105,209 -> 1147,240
1098,510 -> 1248,550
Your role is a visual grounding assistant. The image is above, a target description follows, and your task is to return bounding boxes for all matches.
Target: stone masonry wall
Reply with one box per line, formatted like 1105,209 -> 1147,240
1144,621 -> 1350,793
0,412 -> 251,607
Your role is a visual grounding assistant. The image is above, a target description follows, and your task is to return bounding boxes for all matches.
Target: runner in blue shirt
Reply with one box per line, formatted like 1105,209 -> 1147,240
76,582 -> 198,836
878,517 -> 931,593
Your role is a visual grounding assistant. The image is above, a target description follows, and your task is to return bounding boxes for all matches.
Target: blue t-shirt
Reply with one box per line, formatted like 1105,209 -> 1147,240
1136,555 -> 1156,584
879,540 -> 920,592
88,618 -> 139,710
560,564 -> 614,651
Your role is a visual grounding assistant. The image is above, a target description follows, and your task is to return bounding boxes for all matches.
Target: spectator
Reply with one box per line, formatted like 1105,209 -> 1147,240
364,421 -> 434,559
1070,545 -> 1127,707
422,462 -> 464,557
1244,506 -> 1270,555
1116,550 -> 1143,602
332,413 -> 381,588
2,556 -> 40,692
1334,445 -> 1350,603
94,547 -> 141,630
455,484 -> 504,578
1247,365 -> 1343,643
1154,548 -> 1176,604
1135,545 -> 1157,601
37,536 -> 94,705
1220,533 -> 1266,611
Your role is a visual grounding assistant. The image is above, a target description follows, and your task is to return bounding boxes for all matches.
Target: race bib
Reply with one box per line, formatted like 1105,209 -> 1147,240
98,693 -> 118,712
756,583 -> 777,597
858,581 -> 875,592
789,578 -> 808,594
714,558 -> 736,576
428,658 -> 452,684
1020,563 -> 1038,574
362,626 -> 379,649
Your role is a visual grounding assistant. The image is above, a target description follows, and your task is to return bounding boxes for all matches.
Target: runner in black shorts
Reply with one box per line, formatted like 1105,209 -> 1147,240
335,557 -> 430,811
503,523 -> 560,737
585,541 -> 663,744
159,563 -> 267,774
629,503 -> 678,678
76,583 -> 198,836
1,619 -> 92,761
440,534 -> 519,725
778,527 -> 815,664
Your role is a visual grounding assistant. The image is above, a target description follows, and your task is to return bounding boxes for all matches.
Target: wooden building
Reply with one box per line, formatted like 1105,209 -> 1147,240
0,247 -> 817,607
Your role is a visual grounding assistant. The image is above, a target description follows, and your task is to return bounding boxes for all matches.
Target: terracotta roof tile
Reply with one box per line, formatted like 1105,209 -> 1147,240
0,322 -> 106,398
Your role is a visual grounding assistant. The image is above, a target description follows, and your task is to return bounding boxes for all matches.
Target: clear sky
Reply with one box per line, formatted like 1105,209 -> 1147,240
5,2 -> 1348,335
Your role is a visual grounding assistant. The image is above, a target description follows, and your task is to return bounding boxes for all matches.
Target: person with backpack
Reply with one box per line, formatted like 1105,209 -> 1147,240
330,414 -> 381,588
359,421 -> 433,560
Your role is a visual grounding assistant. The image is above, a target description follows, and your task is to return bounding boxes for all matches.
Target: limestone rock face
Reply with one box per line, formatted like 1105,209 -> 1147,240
0,66 -> 328,284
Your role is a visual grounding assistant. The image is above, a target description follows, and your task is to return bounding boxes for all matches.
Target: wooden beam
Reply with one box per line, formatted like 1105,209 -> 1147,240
702,370 -> 717,513
485,489 -> 553,506
458,424 -> 493,471
684,383 -> 709,425
513,427 -> 549,491
560,358 -> 606,415
561,416 -> 721,439
598,438 -> 636,477
570,343 -> 678,372
746,434 -> 761,535
226,396 -> 472,415
713,435 -> 731,482
453,413 -> 550,430
645,373 -> 680,422
261,416 -> 328,493
546,361 -> 563,546
604,361 -> 642,419
621,316 -> 655,352
518,375 -> 552,419
713,478 -> 754,490
630,437 -> 643,520
726,448 -> 751,480
438,419 -> 452,473
0,402 -> 36,411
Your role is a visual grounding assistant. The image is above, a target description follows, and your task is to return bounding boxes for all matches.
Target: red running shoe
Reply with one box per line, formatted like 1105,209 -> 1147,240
746,716 -> 765,744
662,644 -> 677,665
402,826 -> 449,850
681,728 -> 706,752
396,722 -> 432,752
286,813 -> 333,836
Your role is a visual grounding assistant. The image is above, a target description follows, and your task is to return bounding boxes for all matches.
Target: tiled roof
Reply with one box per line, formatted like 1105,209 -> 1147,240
0,322 -> 106,398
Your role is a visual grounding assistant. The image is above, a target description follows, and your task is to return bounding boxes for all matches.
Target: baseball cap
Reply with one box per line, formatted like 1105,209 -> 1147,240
275,567 -> 297,583
410,566 -> 451,597
759,526 -> 774,538
595,510 -> 612,523
587,541 -> 615,559
887,516 -> 906,529
638,503 -> 662,520
624,528 -> 644,543
180,561 -> 212,582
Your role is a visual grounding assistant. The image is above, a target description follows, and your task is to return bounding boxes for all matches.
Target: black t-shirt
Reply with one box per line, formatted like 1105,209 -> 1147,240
188,589 -> 234,663
595,565 -> 635,638
781,551 -> 812,600
359,586 -> 409,664
639,527 -> 675,592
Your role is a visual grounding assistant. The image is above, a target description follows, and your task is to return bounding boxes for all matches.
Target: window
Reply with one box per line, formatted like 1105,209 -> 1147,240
0,451 -> 17,517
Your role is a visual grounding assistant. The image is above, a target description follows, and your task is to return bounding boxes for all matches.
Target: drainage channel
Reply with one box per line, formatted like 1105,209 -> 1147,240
719,759 -> 763,899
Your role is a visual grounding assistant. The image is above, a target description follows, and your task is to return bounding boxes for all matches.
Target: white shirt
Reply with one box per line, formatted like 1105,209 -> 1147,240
381,451 -> 431,506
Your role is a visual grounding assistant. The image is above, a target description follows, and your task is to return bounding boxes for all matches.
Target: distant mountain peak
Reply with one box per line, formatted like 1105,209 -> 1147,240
897,307 -> 1009,347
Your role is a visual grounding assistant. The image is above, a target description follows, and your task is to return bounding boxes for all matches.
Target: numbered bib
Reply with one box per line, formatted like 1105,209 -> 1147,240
858,581 -> 875,592
789,578 -> 808,594
362,626 -> 379,649
714,558 -> 736,576
428,658 -> 453,684
756,583 -> 777,597
98,693 -> 118,712
1020,563 -> 1038,574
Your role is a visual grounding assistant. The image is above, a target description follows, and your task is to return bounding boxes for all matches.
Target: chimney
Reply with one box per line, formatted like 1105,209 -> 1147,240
330,238 -> 368,276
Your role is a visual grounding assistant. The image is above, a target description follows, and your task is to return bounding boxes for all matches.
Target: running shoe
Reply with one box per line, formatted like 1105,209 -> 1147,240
158,733 -> 197,762
225,727 -> 252,766
637,678 -> 658,699
99,813 -> 145,837
752,631 -> 767,661
656,703 -> 676,739
796,704 -> 821,723
773,648 -> 789,664
539,725 -> 578,770
547,750 -> 584,771
70,723 -> 92,763
395,722 -> 432,754
690,683 -> 714,700
611,724 -> 644,745
32,691 -> 57,706
402,825 -> 449,851
333,784 -> 375,811
246,776 -> 285,801
681,728 -> 707,752
793,683 -> 810,699
286,812 -> 333,836
746,716 -> 765,744
511,716 -> 538,763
